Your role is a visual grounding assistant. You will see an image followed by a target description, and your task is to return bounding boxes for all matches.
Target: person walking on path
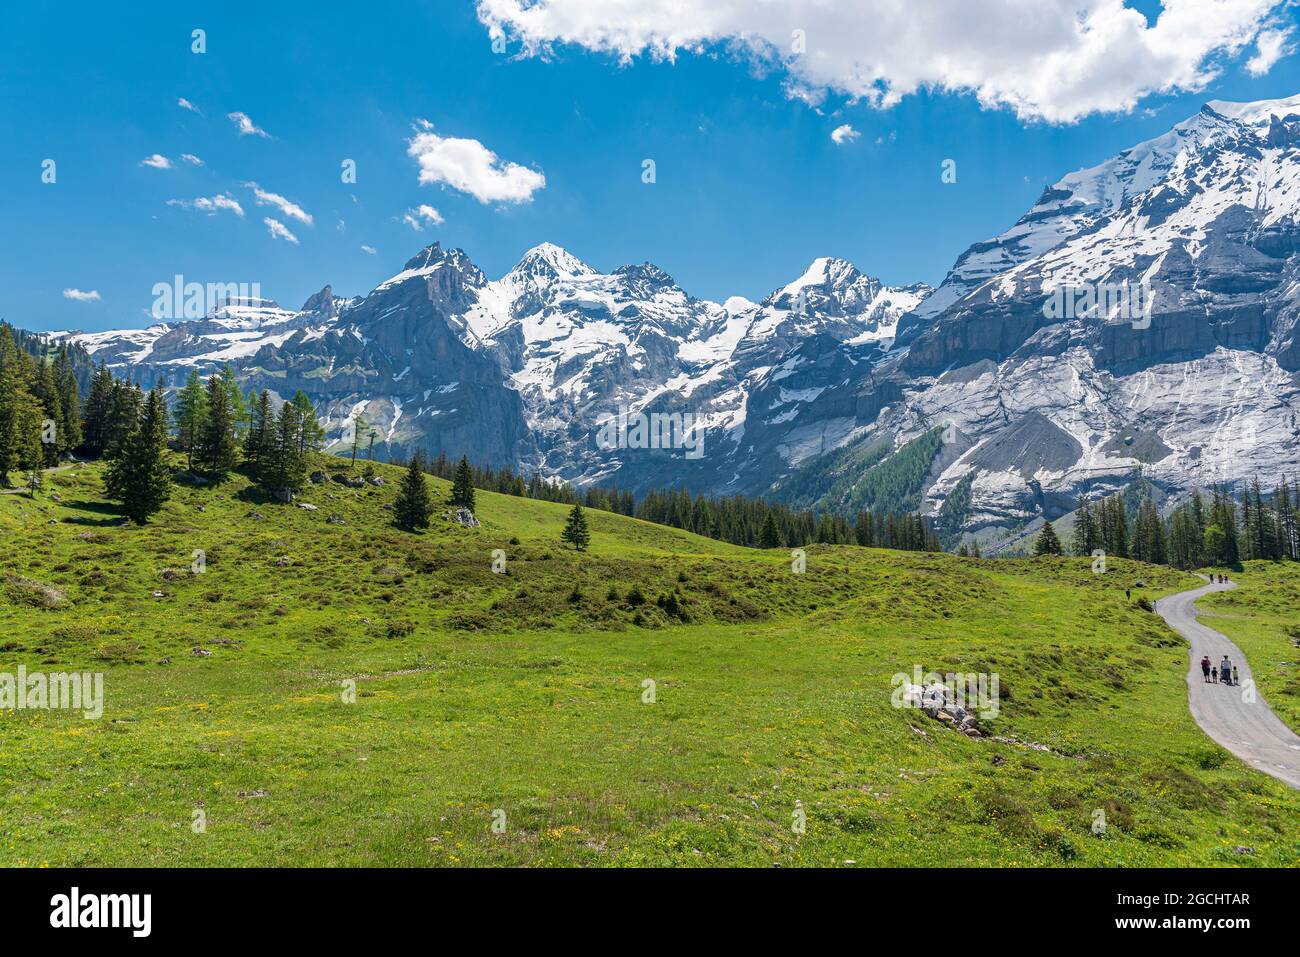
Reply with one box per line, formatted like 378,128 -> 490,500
1212,666 -> 1219,683
1221,656 -> 1233,686
1232,666 -> 1240,686
1201,656 -> 1212,682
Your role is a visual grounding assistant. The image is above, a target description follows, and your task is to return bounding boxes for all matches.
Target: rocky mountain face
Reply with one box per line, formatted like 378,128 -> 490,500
54,94 -> 1300,547
849,94 -> 1300,543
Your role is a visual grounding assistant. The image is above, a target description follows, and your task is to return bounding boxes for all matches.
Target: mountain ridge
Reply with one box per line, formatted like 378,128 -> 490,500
46,93 -> 1300,548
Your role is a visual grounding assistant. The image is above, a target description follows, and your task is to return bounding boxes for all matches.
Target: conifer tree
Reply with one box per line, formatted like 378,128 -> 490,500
32,356 -> 60,466
105,388 -> 172,523
173,370 -> 209,470
53,346 -> 82,456
290,391 -> 325,456
0,329 -> 48,487
349,414 -> 368,468
1071,498 -> 1098,556
394,454 -> 433,531
218,363 -> 249,437
82,361 -> 115,455
562,503 -> 590,551
244,390 -> 274,472
1033,520 -> 1063,555
259,401 -> 308,501
103,380 -> 143,459
759,509 -> 782,548
196,373 -> 237,474
450,454 -> 476,511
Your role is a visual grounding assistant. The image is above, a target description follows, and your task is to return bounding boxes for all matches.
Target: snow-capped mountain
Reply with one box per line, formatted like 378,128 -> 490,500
51,94 -> 1300,547
55,242 -> 929,490
853,94 -> 1300,543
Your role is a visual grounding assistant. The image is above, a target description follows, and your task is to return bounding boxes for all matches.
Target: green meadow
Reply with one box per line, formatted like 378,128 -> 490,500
1,457 -> 1297,866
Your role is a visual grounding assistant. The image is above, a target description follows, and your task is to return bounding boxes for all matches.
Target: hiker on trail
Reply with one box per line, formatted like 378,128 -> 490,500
1212,667 -> 1218,683
1221,657 -> 1233,685
1201,656 -> 1212,682
1232,666 -> 1240,686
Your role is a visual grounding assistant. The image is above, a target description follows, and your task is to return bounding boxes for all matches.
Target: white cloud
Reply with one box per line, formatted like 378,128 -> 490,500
178,97 -> 202,114
263,217 -> 299,244
62,288 -> 101,302
228,111 -> 270,137
830,124 -> 860,145
166,194 -> 245,217
402,204 -> 445,230
140,154 -> 173,169
406,125 -> 545,203
1246,26 -> 1294,76
246,183 -> 314,225
361,244 -> 378,255
180,153 -> 204,166
476,0 -> 1293,123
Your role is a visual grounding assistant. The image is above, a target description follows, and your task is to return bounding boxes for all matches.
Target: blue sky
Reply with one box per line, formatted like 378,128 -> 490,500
4,0 -> 1300,333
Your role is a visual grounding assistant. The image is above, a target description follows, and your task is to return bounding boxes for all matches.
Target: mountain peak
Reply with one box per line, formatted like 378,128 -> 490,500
512,242 -> 595,278
613,262 -> 676,289
1205,92 -> 1300,128
300,284 -> 337,317
771,257 -> 872,306
402,242 -> 446,272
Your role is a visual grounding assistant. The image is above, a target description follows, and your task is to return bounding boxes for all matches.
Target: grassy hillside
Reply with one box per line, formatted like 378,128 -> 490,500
1199,562 -> 1300,735
1,456 -> 1298,866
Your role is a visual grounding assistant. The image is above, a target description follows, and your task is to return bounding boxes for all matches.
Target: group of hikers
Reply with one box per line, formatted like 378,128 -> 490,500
1198,576 -> 1240,686
1200,654 -> 1239,686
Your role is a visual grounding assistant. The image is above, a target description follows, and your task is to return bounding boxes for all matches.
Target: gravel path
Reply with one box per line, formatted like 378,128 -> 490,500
1157,577 -> 1300,789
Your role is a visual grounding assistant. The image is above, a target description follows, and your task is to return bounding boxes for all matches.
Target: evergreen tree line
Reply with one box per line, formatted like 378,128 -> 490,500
416,451 -> 942,553
0,326 -> 82,491
3,346 -> 332,521
1047,478 -> 1300,569
635,488 -> 940,551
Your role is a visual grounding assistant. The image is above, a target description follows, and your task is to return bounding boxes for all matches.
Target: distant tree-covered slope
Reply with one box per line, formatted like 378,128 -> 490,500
3,322 -> 96,392
768,427 -> 945,516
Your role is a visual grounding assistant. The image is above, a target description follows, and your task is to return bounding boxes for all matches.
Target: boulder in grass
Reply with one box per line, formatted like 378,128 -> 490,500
298,503 -> 318,511
310,471 -> 328,484
445,507 -> 480,528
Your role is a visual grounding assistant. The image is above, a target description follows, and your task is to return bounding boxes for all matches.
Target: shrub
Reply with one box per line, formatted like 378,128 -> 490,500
3,575 -> 67,609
